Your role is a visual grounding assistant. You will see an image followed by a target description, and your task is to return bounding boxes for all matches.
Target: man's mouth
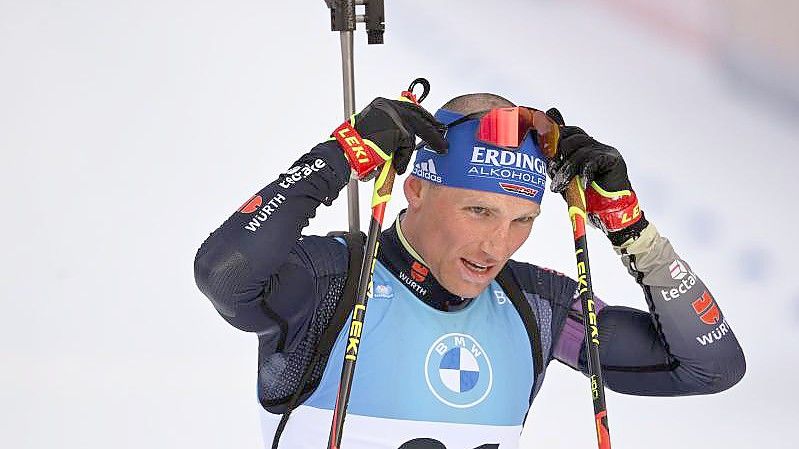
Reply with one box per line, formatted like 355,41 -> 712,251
461,258 -> 491,273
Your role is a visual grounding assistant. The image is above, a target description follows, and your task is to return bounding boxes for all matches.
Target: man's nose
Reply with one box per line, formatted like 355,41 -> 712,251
480,223 -> 510,258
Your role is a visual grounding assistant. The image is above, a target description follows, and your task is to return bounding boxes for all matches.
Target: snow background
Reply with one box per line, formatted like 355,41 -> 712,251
1,0 -> 796,447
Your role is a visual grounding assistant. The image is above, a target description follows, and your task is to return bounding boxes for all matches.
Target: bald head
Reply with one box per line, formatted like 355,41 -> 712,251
440,93 -> 515,116
414,93 -> 516,193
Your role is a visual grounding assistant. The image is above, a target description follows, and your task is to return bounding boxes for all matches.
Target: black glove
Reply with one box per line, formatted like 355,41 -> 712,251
545,108 -> 648,245
333,97 -> 448,179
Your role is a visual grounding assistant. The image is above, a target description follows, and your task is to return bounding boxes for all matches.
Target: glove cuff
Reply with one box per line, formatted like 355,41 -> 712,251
585,182 -> 643,233
608,213 -> 649,246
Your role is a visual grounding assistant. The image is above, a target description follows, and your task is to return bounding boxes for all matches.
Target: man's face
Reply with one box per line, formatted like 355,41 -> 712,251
402,178 -> 540,298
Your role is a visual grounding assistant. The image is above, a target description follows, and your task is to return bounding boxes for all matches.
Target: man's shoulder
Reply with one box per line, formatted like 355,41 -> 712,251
504,259 -> 577,307
290,234 -> 352,278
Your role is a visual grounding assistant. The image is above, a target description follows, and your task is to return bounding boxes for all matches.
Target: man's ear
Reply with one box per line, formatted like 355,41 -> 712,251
404,176 -> 425,210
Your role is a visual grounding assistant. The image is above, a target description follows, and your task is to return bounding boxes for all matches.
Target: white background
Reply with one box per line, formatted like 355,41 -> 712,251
1,0 -> 797,447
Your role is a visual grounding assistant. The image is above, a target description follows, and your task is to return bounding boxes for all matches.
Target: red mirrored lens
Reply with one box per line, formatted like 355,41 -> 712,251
476,107 -> 523,148
525,108 -> 559,158
474,106 -> 559,154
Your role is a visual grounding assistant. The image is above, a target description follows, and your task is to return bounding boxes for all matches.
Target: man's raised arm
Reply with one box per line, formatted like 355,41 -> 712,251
547,116 -> 745,395
193,140 -> 351,333
555,224 -> 745,395
193,97 -> 448,334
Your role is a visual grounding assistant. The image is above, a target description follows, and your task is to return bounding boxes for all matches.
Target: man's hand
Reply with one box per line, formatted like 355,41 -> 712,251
545,108 -> 648,245
333,97 -> 448,180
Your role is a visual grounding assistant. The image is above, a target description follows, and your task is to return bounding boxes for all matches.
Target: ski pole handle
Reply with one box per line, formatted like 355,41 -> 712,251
370,156 -> 395,221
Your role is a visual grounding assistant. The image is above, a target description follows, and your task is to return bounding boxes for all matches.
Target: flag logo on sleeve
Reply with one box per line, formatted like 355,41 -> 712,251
424,333 -> 493,408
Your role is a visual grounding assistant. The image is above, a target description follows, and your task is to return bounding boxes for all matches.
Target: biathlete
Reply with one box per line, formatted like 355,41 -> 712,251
194,93 -> 745,449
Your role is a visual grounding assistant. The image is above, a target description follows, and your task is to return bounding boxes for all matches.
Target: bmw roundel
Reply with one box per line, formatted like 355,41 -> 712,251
424,333 -> 493,408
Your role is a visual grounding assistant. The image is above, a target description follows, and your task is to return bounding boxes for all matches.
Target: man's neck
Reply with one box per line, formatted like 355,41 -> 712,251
397,211 -> 427,264
375,215 -> 469,311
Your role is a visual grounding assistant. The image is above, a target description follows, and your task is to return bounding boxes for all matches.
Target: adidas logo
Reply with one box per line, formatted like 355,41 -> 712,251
418,159 -> 436,174
413,158 -> 442,183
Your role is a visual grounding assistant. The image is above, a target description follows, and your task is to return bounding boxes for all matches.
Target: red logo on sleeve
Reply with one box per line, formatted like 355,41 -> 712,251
239,195 -> 263,214
691,291 -> 721,325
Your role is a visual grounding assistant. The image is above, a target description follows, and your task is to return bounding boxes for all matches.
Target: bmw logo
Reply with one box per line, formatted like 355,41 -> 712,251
424,333 -> 493,408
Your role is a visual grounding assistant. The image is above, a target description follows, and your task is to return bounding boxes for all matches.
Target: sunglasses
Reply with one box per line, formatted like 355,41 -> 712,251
445,106 -> 560,158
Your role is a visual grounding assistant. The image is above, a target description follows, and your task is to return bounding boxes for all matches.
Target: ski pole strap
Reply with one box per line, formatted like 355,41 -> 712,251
496,266 -> 544,377
270,230 -> 366,449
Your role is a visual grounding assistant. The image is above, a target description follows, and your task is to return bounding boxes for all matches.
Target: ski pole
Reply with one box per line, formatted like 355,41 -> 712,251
564,178 -> 612,449
323,0 -> 385,234
326,158 -> 393,449
327,80 -> 428,449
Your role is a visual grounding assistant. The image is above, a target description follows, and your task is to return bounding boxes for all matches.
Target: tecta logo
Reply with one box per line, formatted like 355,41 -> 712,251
670,260 -> 688,280
660,270 -> 698,301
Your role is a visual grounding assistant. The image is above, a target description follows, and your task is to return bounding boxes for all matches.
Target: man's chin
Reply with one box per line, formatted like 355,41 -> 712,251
442,279 -> 492,299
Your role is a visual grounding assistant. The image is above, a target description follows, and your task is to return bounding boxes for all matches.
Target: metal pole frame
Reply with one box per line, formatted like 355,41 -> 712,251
324,0 -> 385,234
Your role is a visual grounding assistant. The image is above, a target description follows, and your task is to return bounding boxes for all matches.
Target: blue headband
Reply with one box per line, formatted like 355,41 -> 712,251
411,108 -> 548,204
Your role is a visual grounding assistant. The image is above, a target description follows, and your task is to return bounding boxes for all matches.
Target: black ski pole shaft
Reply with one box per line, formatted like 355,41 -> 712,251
325,81 -> 424,449
326,159 -> 395,449
564,178 -> 612,449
